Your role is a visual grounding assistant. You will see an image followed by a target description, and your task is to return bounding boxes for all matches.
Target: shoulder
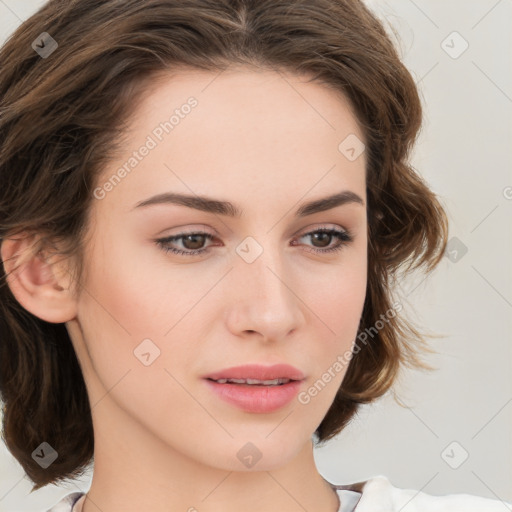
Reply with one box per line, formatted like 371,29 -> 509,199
332,474 -> 512,512
46,492 -> 85,512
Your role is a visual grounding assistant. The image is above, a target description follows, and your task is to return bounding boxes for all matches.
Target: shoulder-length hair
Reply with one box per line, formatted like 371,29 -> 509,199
0,0 -> 448,490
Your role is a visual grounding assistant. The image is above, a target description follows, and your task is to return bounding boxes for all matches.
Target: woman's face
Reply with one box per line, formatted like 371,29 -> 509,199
69,67 -> 368,471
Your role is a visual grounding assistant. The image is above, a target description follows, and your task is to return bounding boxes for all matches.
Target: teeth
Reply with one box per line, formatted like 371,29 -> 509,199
244,378 -> 289,385
213,378 -> 291,385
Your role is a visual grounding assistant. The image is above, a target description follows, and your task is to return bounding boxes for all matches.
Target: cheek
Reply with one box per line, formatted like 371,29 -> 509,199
74,234 -> 163,388
78,229 -> 179,339
297,258 -> 367,413
75,257 -> 194,428
297,246 -> 367,384
75,230 -> 212,398
302,249 -> 367,337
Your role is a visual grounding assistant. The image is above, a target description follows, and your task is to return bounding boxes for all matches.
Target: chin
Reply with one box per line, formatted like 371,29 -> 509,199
205,434 -> 307,473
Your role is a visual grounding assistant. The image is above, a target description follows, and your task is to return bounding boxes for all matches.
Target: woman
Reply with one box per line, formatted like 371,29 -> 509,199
0,1 -> 509,511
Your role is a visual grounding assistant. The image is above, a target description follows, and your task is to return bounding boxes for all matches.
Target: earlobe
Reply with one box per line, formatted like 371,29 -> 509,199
0,234 -> 78,323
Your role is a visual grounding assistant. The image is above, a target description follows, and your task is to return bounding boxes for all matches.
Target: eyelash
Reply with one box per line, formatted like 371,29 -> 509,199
155,227 -> 353,257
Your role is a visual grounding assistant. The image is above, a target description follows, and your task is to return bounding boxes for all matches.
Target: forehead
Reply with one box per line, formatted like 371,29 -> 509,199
95,66 -> 367,215
131,66 -> 364,140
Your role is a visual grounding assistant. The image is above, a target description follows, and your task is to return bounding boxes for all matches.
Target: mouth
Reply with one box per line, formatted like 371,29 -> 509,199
205,377 -> 296,386
204,363 -> 305,382
203,364 -> 305,413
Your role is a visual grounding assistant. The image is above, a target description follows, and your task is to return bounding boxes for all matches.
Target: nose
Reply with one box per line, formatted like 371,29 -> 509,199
224,241 -> 306,343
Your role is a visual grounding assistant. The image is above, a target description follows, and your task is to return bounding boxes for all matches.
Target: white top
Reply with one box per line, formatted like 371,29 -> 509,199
47,474 -> 512,511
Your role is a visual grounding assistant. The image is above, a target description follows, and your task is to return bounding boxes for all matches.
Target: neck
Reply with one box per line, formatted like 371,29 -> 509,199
78,396 -> 340,512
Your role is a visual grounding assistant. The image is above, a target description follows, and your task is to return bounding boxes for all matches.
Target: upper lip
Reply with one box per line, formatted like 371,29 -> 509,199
204,364 -> 305,381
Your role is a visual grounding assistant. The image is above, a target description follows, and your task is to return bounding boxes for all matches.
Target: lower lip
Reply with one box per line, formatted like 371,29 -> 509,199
204,379 -> 302,413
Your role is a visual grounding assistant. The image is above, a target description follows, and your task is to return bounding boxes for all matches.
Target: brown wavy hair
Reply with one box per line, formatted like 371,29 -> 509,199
0,0 -> 448,490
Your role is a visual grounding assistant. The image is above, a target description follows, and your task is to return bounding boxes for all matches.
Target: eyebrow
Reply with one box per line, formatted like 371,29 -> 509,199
132,190 -> 364,217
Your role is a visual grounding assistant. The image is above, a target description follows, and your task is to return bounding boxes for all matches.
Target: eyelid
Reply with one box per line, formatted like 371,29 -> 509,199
161,222 -> 348,241
295,222 -> 347,236
155,222 -> 353,258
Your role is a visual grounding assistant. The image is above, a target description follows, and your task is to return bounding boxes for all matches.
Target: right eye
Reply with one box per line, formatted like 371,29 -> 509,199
155,231 -> 217,257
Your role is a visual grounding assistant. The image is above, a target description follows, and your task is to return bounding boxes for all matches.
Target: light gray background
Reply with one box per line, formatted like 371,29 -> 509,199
0,1 -> 511,510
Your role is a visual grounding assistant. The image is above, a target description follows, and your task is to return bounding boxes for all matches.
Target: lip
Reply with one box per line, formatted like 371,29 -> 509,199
203,364 -> 305,413
204,364 -> 305,381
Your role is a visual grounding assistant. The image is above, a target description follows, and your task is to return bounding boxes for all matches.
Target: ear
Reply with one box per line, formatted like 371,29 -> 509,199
0,233 -> 78,323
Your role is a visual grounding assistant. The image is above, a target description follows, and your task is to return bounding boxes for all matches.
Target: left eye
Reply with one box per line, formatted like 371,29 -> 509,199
155,228 -> 353,257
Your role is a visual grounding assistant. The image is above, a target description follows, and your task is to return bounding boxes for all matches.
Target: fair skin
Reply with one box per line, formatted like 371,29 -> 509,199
1,67 -> 367,512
